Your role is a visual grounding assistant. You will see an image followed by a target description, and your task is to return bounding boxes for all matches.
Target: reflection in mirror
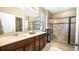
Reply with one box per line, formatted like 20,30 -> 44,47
0,20 -> 4,35
0,12 -> 15,35
16,17 -> 22,32
29,16 -> 40,31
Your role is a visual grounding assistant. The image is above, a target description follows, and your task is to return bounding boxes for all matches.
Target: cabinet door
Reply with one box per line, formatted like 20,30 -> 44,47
43,34 -> 47,47
27,42 -> 34,51
39,36 -> 44,50
24,38 -> 34,51
35,36 -> 40,51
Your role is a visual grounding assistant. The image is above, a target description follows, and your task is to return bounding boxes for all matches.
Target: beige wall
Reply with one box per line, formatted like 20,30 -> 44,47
39,7 -> 46,28
52,8 -> 76,19
39,8 -> 52,29
0,7 -> 25,17
48,11 -> 52,19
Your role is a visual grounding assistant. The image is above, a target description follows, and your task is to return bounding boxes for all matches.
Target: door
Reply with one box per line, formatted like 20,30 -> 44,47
53,18 -> 69,43
16,17 -> 22,32
53,17 -> 76,44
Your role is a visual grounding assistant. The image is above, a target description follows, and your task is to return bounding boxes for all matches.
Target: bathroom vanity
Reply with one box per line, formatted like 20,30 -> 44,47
0,11 -> 47,51
0,32 -> 47,51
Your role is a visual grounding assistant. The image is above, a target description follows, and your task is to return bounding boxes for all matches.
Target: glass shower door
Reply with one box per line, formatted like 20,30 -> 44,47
53,18 -> 69,43
53,17 -> 76,44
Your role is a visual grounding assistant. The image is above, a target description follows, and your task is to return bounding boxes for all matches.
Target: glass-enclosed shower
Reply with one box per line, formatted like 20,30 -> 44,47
52,17 -> 76,45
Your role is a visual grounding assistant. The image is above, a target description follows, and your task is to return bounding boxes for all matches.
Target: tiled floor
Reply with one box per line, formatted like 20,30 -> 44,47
42,41 -> 75,51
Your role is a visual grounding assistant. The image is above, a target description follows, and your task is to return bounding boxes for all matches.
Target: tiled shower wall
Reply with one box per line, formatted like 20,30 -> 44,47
53,17 -> 76,44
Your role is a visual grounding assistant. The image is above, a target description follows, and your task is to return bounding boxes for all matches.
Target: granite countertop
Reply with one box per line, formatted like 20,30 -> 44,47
0,31 -> 46,47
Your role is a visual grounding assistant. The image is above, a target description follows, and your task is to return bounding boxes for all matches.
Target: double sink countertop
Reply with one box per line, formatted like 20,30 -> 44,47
0,31 -> 46,47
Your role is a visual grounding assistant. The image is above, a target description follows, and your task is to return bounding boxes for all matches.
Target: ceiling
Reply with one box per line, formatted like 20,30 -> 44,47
18,7 -> 39,17
44,7 -> 73,13
19,7 -> 74,17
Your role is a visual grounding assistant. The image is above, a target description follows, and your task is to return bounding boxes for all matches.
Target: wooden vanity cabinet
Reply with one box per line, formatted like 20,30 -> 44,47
0,33 -> 47,51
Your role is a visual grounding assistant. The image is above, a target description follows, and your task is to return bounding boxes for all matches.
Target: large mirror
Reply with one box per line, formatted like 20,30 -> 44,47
0,7 -> 45,36
0,12 -> 23,35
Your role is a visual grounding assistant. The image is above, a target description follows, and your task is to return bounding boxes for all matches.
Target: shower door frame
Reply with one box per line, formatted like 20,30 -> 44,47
52,16 -> 76,44
68,16 -> 76,44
